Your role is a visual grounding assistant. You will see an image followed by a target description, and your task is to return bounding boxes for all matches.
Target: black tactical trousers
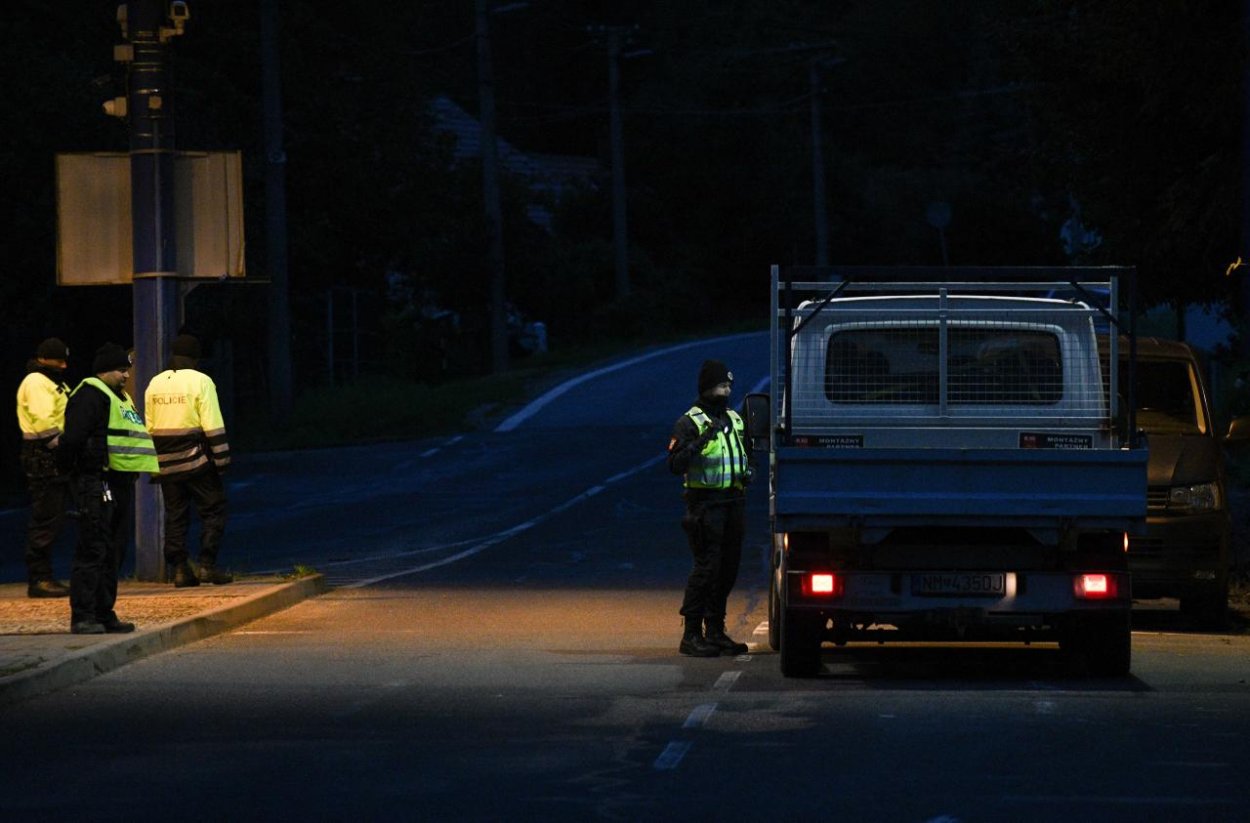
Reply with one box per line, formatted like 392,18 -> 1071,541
679,497 -> 745,620
23,474 -> 69,582
69,472 -> 134,625
160,468 -> 228,566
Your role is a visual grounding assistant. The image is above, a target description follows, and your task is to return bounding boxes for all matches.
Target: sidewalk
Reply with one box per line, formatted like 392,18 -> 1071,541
0,574 -> 326,706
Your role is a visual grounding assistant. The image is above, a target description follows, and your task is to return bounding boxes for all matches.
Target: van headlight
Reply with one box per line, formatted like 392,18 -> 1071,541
1168,482 -> 1222,512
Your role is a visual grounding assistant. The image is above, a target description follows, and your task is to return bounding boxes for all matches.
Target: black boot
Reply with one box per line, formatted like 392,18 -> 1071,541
173,561 -> 200,588
678,618 -> 720,657
197,562 -> 233,585
704,617 -> 749,656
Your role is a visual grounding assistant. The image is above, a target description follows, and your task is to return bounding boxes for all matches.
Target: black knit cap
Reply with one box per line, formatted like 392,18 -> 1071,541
172,333 -> 201,359
35,338 -> 68,360
92,343 -> 131,374
697,359 -> 733,395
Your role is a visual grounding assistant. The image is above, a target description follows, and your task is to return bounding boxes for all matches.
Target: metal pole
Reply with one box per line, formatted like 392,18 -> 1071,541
326,289 -> 334,385
262,0 -> 294,418
608,29 -> 630,298
476,0 -> 508,374
127,0 -> 181,582
809,59 -> 829,267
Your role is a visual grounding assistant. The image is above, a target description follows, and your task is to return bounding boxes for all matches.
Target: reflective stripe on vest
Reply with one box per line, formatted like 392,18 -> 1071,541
76,377 -> 160,473
683,407 -> 747,490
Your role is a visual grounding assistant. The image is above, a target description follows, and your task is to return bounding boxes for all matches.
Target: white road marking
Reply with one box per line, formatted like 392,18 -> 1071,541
652,741 -> 691,771
420,448 -> 439,458
712,671 -> 741,692
682,703 -> 718,729
752,621 -> 770,636
494,331 -> 767,432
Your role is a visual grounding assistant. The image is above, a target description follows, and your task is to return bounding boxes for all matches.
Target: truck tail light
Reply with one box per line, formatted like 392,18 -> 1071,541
1074,573 -> 1119,599
804,573 -> 843,597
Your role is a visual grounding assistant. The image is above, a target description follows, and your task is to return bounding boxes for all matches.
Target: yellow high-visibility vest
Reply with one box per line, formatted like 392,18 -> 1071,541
683,407 -> 748,490
72,377 -> 159,473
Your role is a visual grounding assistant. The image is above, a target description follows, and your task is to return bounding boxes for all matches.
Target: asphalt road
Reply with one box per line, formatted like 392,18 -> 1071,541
3,332 -> 1250,821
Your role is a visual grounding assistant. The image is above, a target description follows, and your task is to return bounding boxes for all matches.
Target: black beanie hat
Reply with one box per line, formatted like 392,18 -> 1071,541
36,338 -> 69,361
172,333 -> 201,359
697,359 -> 733,395
92,343 -> 131,374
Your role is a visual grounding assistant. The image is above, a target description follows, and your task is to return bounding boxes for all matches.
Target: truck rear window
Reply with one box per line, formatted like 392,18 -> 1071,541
825,328 -> 1063,405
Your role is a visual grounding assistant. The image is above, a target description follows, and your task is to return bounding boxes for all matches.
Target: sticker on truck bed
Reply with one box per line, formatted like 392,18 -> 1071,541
789,434 -> 864,448
1019,432 -> 1092,449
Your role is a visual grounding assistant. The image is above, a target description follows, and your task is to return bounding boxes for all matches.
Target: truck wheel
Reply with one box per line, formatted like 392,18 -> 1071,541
1180,580 -> 1229,630
768,571 -> 781,651
779,609 -> 822,678
1066,613 -> 1131,677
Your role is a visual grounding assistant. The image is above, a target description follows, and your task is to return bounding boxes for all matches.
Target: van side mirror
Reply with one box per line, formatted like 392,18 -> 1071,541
742,392 -> 771,450
1225,416 -> 1250,444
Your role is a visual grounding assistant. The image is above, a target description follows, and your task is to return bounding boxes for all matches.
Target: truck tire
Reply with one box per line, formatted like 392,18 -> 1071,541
779,608 -> 822,678
768,571 -> 781,651
1063,613 -> 1131,677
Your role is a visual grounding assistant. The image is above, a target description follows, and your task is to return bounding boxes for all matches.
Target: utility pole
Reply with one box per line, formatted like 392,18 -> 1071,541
809,58 -> 830,267
589,24 -> 637,300
262,0 -> 293,417
119,0 -> 187,581
1241,0 -> 1250,350
476,0 -> 508,374
607,27 -> 631,299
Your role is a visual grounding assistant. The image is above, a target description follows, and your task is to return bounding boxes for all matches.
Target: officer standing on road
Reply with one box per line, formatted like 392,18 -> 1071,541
57,343 -> 159,634
667,359 -> 752,657
144,334 -> 233,588
16,338 -> 73,598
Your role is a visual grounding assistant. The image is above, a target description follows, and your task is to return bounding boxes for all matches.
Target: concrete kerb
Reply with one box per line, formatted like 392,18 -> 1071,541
0,574 -> 327,707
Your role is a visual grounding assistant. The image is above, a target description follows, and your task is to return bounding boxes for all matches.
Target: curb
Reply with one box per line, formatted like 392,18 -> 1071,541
0,574 -> 327,707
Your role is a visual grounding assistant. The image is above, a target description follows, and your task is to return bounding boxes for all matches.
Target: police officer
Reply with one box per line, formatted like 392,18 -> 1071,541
667,359 -> 752,657
58,343 -> 159,634
144,334 -> 233,587
16,338 -> 72,597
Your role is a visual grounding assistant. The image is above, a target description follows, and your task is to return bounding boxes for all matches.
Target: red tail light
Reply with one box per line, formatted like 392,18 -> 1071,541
1074,573 -> 1119,599
804,573 -> 843,597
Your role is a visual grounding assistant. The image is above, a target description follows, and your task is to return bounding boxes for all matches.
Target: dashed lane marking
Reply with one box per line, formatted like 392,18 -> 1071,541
652,741 -> 691,771
682,703 -> 717,729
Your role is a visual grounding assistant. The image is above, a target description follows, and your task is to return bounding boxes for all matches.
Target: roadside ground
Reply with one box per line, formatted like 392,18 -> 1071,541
0,574 -> 325,706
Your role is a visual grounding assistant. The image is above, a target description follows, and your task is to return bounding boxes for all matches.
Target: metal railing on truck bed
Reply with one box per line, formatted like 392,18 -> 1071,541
771,266 -> 1139,449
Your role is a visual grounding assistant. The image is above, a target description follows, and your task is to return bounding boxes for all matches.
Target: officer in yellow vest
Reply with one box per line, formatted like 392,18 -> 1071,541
144,333 -> 233,587
666,359 -> 753,657
57,343 -> 159,634
15,337 -> 72,597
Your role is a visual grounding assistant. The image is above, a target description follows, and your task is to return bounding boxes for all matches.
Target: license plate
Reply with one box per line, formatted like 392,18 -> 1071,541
912,572 -> 1006,596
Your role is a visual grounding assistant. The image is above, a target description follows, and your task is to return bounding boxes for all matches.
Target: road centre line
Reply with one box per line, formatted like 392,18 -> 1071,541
683,703 -> 718,729
343,453 -> 666,588
494,331 -> 767,432
652,741 -> 691,771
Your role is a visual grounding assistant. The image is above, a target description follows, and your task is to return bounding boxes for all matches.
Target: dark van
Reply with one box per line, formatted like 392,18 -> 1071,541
1123,338 -> 1248,625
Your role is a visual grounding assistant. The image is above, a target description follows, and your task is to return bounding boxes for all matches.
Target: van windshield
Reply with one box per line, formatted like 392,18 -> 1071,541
1131,360 -> 1206,435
